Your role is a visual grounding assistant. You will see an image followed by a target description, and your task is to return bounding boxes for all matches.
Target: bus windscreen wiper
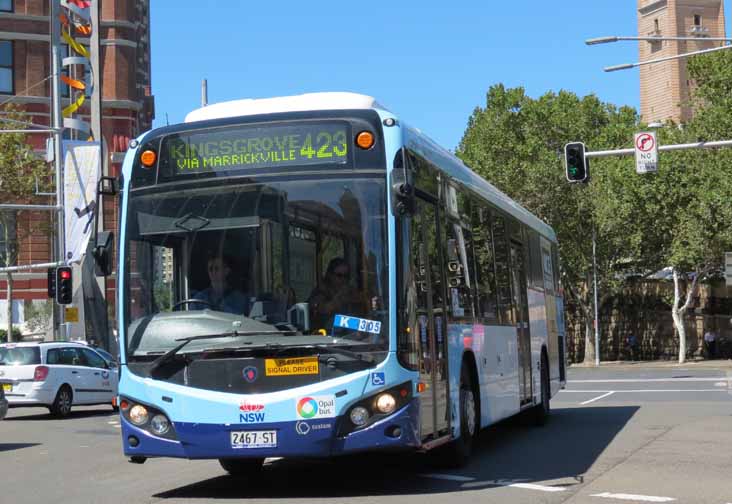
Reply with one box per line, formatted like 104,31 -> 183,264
196,342 -> 376,365
264,343 -> 376,365
148,330 -> 293,375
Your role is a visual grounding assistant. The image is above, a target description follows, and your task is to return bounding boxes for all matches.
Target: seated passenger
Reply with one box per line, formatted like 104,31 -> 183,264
308,258 -> 366,330
192,255 -> 250,315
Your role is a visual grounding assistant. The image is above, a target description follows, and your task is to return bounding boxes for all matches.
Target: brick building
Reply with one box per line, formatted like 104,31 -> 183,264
0,0 -> 153,336
637,0 -> 726,124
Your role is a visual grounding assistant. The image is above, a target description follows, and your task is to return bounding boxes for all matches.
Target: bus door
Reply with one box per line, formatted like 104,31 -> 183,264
510,241 -> 533,406
412,196 -> 450,441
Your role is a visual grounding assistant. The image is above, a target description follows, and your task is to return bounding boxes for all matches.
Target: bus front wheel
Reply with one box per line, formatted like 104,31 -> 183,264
441,364 -> 478,467
219,457 -> 265,476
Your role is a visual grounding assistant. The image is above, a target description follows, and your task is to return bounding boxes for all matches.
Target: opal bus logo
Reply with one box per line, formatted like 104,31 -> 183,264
296,397 -> 318,419
296,395 -> 335,419
239,402 -> 265,423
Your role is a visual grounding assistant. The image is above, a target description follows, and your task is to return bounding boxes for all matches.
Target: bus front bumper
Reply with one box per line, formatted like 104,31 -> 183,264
121,399 -> 420,459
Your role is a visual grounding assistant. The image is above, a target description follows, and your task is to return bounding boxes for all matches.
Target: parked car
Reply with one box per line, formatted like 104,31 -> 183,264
0,341 -> 119,418
0,385 -> 7,420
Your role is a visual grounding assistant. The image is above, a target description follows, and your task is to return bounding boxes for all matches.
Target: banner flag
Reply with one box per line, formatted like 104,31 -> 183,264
63,141 -> 101,264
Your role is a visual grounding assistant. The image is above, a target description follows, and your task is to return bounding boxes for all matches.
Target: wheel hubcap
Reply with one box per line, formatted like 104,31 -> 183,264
60,391 -> 70,413
464,389 -> 476,436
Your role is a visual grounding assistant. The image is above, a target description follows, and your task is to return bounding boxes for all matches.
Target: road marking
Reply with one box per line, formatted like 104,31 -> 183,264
419,473 -> 475,482
509,483 -> 566,492
107,421 -> 117,424
715,382 -> 727,387
570,378 -> 724,383
560,389 -> 726,393
581,391 -> 615,405
590,492 -> 675,502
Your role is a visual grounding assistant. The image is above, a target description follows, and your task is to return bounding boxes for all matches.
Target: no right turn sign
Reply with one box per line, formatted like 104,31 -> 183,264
635,131 -> 658,174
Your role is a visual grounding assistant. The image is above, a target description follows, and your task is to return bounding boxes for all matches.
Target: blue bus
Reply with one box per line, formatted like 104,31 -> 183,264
109,92 -> 566,475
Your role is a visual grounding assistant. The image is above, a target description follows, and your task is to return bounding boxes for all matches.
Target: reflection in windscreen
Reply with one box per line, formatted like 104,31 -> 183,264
125,177 -> 388,352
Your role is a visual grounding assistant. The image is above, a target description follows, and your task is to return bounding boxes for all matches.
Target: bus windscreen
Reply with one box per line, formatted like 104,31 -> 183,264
161,122 -> 350,175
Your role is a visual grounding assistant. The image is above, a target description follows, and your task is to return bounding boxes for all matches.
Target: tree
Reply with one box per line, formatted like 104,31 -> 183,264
457,85 -> 639,363
592,49 -> 732,363
0,107 -> 53,342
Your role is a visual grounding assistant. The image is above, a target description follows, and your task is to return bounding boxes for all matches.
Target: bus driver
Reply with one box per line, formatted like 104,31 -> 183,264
192,254 -> 250,315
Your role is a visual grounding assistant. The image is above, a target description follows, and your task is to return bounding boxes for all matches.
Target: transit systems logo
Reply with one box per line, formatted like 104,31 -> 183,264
295,395 -> 335,419
239,402 -> 265,423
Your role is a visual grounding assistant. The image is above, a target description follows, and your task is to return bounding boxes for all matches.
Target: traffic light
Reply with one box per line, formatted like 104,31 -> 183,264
56,267 -> 73,305
47,267 -> 56,298
564,142 -> 589,183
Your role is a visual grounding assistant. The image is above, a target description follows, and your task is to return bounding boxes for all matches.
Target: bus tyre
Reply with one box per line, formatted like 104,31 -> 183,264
442,364 -> 478,467
532,354 -> 550,426
49,385 -> 73,418
219,457 -> 265,477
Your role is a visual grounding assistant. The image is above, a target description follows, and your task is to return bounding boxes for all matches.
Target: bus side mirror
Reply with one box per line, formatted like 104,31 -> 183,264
392,182 -> 415,216
93,231 -> 114,277
98,176 -> 119,196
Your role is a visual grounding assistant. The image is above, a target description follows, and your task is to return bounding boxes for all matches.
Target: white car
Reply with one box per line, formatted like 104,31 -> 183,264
0,342 -> 119,417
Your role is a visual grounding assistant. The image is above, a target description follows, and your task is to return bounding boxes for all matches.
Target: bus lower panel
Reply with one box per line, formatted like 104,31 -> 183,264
121,399 -> 420,459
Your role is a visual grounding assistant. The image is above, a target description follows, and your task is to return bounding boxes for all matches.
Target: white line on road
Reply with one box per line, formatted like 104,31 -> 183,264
570,378 -> 724,383
509,483 -> 566,492
560,389 -> 727,393
590,492 -> 675,502
580,391 -> 615,405
419,473 -> 475,482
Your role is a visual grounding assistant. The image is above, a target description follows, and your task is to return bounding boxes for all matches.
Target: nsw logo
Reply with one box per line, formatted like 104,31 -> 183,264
239,402 -> 265,423
242,366 -> 258,383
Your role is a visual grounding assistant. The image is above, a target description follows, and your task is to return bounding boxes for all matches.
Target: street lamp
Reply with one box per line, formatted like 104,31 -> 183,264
585,35 -> 732,72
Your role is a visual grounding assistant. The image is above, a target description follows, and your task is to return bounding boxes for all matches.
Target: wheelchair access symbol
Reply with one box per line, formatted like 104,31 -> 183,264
371,372 -> 385,386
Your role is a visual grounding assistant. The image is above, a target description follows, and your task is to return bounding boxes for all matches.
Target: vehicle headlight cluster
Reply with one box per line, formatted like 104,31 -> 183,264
120,397 -> 176,440
339,381 -> 412,436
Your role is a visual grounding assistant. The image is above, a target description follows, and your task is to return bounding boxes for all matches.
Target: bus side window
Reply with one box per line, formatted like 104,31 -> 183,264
528,231 -> 544,291
444,221 -> 473,319
470,205 -> 499,322
492,214 -> 514,325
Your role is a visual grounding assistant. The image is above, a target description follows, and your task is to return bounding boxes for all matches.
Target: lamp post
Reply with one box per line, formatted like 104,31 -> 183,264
584,35 -> 732,72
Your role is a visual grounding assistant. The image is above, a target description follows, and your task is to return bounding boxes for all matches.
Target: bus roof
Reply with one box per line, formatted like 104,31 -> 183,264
185,92 -> 389,123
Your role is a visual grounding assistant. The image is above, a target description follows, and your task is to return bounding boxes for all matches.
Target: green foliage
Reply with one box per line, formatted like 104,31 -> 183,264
457,85 -> 639,306
0,105 -> 54,268
0,327 -> 22,343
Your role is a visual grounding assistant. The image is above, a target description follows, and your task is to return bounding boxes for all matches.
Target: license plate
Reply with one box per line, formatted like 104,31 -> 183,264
230,430 -> 277,449
2,383 -> 10,392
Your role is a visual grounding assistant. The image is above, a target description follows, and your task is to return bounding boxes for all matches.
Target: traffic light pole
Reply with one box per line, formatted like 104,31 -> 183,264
584,138 -> 732,159
50,0 -> 66,339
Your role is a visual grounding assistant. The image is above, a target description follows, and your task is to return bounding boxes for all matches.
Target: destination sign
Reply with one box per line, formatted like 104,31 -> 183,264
161,123 -> 350,175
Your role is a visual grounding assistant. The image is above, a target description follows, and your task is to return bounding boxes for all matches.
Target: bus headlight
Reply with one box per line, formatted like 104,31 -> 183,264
349,406 -> 370,426
375,393 -> 396,414
150,414 -> 171,435
129,405 -> 149,426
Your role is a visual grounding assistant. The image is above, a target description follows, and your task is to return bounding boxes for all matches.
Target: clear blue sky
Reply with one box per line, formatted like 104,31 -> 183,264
150,1 -> 731,151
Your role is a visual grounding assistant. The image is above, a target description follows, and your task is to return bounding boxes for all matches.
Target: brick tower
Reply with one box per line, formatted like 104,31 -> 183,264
637,0 -> 726,124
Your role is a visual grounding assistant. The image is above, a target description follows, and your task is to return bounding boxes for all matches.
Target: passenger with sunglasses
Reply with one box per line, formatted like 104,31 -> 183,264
308,257 -> 366,332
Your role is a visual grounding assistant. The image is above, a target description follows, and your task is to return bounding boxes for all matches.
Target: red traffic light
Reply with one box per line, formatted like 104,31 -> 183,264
59,269 -> 71,280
